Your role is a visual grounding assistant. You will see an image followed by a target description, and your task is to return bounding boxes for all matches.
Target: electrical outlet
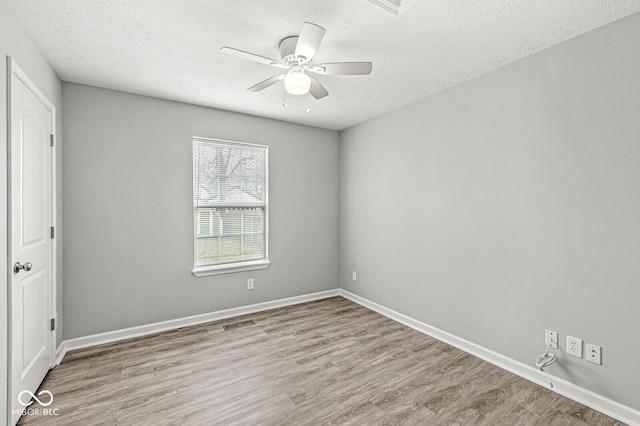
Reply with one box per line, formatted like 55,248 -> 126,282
545,330 -> 558,349
585,343 -> 602,365
566,335 -> 583,358
247,278 -> 254,290
352,271 -> 357,282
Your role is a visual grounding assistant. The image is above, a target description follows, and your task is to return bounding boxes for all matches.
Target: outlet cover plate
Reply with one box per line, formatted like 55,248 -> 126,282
545,330 -> 558,349
247,278 -> 254,290
586,343 -> 602,365
566,335 -> 583,358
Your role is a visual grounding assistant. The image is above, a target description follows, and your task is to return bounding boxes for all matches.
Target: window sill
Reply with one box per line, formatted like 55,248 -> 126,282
192,259 -> 271,277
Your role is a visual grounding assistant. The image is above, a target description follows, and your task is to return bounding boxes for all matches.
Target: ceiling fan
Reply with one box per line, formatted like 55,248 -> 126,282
220,22 -> 373,100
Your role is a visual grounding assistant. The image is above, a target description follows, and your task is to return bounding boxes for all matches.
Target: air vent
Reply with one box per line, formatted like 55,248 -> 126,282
222,320 -> 256,331
366,0 -> 422,15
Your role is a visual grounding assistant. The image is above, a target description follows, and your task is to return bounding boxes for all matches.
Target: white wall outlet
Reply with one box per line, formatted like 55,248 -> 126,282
545,330 -> 558,349
585,343 -> 602,365
566,335 -> 583,358
352,271 -> 357,282
247,278 -> 254,290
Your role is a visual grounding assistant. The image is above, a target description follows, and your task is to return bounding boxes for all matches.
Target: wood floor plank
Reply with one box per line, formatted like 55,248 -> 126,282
17,297 -> 625,425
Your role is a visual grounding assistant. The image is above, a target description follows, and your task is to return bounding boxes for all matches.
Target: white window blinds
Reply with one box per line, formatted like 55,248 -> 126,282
193,138 -> 268,269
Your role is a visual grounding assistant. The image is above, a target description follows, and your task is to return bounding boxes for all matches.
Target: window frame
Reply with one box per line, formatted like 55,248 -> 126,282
191,136 -> 270,277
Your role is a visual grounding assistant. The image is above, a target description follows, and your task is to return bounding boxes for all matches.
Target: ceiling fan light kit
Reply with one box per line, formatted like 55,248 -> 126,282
284,69 -> 311,95
221,22 -> 373,102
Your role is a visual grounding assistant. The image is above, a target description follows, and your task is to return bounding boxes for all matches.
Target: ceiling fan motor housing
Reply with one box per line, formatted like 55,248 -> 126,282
280,36 -> 304,65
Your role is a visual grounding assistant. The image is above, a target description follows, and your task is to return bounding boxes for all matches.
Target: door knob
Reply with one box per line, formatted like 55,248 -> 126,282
13,262 -> 32,273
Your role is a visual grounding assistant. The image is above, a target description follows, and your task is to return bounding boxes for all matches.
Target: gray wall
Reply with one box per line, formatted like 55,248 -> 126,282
62,83 -> 339,339
1,0 -> 63,421
340,13 -> 640,411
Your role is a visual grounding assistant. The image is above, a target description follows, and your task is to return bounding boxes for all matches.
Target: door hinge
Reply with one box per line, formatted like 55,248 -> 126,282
50,318 -> 56,331
50,226 -> 55,239
50,134 -> 54,147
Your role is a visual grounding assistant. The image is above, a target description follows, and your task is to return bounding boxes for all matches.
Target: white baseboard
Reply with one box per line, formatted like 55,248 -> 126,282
338,289 -> 640,426
59,289 -> 340,360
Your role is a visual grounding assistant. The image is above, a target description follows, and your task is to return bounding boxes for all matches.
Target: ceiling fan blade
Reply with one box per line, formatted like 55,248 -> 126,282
220,47 -> 285,68
311,62 -> 373,75
247,74 -> 286,92
309,77 -> 329,99
295,22 -> 326,63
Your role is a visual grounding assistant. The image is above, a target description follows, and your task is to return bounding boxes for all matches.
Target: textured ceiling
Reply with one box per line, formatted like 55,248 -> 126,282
8,0 -> 640,131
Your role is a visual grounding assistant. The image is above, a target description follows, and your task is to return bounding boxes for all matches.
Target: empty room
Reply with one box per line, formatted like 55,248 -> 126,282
1,0 -> 639,424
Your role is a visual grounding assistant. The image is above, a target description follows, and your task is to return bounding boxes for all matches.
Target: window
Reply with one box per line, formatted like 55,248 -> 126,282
192,137 -> 269,276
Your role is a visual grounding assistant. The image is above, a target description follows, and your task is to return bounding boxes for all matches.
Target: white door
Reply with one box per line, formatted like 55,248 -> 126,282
9,58 -> 55,425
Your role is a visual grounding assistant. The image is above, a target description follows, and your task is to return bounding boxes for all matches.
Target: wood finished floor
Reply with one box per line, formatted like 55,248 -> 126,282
19,297 -> 624,426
